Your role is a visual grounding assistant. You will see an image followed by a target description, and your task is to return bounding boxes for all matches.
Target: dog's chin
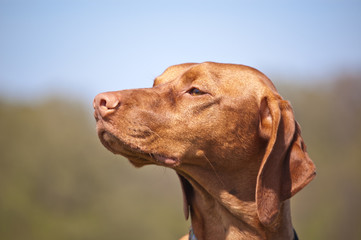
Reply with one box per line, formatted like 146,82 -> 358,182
98,130 -> 180,168
98,130 -> 124,154
98,130 -> 149,166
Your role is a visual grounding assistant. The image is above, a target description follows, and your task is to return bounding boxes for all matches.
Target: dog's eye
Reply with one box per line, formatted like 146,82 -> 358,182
188,88 -> 205,96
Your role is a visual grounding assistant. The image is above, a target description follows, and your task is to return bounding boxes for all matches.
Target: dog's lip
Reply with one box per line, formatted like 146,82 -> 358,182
151,154 -> 180,167
98,129 -> 180,167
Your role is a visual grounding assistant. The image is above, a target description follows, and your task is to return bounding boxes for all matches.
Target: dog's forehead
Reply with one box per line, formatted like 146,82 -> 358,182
153,63 -> 197,86
153,62 -> 277,95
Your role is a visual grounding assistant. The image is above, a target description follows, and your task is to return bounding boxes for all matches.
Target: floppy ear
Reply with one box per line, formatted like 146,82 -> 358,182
256,97 -> 316,228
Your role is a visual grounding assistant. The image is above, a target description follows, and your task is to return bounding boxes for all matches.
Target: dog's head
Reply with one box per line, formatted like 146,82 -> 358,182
93,62 -> 316,227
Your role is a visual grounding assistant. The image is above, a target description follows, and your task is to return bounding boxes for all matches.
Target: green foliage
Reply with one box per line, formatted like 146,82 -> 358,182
0,99 -> 188,240
0,75 -> 360,239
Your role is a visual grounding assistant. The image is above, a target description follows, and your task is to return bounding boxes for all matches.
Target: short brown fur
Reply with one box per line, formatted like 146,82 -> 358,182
93,62 -> 316,240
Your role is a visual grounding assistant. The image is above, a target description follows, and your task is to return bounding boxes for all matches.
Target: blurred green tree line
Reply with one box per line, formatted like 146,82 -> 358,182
0,75 -> 360,240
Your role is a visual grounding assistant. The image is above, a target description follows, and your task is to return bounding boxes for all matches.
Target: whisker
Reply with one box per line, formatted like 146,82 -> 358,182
202,153 -> 226,188
146,126 -> 163,140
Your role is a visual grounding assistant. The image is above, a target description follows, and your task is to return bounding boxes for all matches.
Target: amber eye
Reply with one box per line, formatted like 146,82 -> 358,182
188,88 -> 205,96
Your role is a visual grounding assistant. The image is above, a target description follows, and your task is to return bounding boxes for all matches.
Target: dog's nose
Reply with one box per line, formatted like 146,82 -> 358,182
93,92 -> 120,118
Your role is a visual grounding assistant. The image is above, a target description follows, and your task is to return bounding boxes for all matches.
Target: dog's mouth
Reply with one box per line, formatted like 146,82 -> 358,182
98,129 -> 180,168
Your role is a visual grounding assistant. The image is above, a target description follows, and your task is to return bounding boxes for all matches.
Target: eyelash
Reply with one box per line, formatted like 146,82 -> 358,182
188,87 -> 206,96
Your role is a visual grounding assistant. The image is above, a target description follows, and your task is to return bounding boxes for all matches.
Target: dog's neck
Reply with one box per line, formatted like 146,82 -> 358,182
177,168 -> 295,240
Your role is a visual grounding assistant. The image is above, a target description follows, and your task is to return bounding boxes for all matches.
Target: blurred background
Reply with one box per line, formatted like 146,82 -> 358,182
1,0 -> 360,239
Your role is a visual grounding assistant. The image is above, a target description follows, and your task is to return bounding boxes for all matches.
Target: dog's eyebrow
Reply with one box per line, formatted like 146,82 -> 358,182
179,71 -> 198,85
153,77 -> 161,87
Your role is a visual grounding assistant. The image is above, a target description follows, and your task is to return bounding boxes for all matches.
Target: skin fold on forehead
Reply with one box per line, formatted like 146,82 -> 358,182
154,62 -> 278,101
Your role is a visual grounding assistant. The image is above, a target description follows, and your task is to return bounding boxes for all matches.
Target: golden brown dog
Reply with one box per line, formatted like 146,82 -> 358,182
93,62 -> 316,240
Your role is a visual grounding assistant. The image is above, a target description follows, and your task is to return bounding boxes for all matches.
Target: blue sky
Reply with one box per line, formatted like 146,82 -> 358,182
0,0 -> 360,102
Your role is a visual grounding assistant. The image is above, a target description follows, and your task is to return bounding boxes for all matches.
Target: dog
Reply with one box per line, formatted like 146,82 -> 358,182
93,62 -> 316,239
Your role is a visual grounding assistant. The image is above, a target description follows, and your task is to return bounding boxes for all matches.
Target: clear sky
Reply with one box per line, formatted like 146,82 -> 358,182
0,0 -> 360,102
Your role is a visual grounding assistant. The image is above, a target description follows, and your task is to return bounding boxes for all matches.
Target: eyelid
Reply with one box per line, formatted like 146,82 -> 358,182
188,87 -> 206,96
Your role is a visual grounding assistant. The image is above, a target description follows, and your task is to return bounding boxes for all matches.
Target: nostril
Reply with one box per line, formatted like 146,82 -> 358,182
100,99 -> 107,107
94,92 -> 121,118
101,97 -> 120,110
